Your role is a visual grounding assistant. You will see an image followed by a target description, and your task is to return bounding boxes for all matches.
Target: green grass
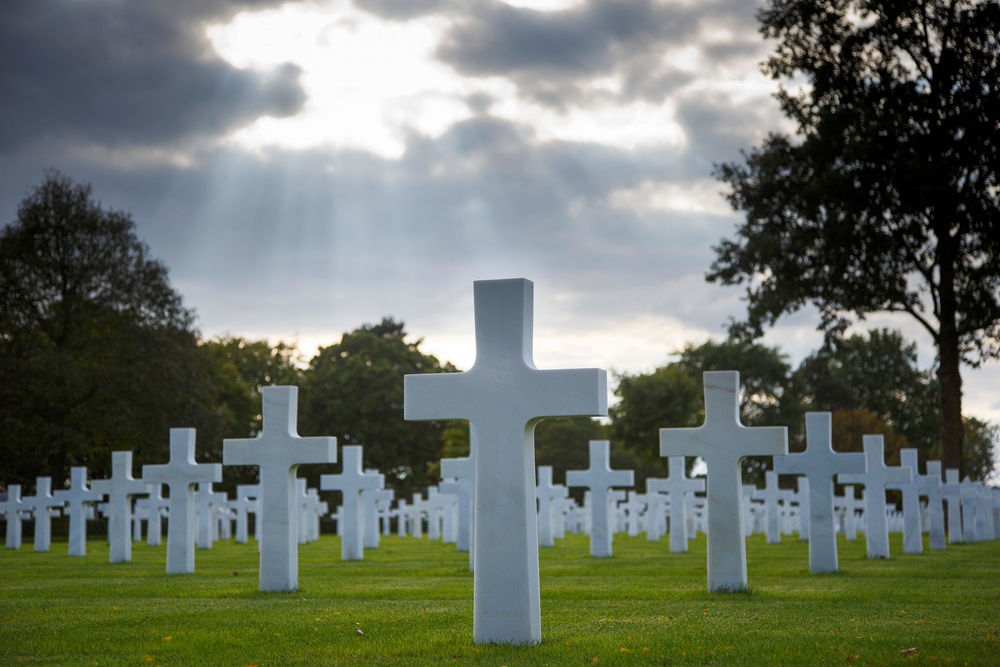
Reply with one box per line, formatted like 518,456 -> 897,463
1,532 -> 998,666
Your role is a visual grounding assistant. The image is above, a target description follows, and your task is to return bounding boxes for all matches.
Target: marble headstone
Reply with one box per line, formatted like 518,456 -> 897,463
773,412 -> 866,572
92,451 -> 148,563
320,445 -> 382,561
565,440 -> 634,557
660,370 -> 788,592
224,386 -> 337,592
53,467 -> 104,556
142,429 -> 222,574
404,278 -> 607,645
838,435 -> 911,559
21,477 -> 64,553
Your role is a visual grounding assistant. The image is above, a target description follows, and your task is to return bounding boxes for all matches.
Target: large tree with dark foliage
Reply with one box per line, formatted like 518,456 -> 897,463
709,0 -> 1000,476
0,171 -> 229,486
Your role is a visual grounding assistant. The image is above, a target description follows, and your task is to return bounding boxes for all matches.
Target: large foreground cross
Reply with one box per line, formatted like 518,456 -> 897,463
224,386 -> 337,591
404,278 -> 607,645
660,370 -> 787,592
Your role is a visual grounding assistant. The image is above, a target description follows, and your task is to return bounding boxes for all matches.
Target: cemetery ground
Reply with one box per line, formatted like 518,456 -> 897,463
1,533 -> 997,666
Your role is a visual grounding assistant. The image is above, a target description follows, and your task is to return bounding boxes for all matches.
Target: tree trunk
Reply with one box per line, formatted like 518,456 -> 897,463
937,336 -> 965,479
936,225 -> 965,478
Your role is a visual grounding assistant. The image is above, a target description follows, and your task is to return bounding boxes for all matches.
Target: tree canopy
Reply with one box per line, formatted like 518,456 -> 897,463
0,171 -> 231,485
709,0 -> 1000,476
610,340 -> 795,484
297,318 -> 455,498
613,333 -> 996,483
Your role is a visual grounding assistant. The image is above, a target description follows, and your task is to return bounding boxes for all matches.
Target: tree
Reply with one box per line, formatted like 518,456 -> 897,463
199,336 -> 302,438
610,339 -> 794,484
674,339 -> 797,429
298,318 -> 455,498
792,328 -> 941,453
0,170 -> 224,486
609,365 -> 701,479
829,408 -> 910,465
709,0 -> 1000,477
962,416 -> 998,482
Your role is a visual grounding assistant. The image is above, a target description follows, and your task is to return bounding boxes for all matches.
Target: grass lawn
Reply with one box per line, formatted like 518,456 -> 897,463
1,531 -> 997,666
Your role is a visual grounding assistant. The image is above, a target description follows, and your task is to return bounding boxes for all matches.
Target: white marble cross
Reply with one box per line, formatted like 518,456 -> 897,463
194,482 -> 227,549
620,491 -> 645,537
941,468 -> 963,544
439,476 -> 474,563
395,498 -> 411,537
742,485 -> 762,535
536,466 -> 567,548
792,477 -> 810,541
773,412 -> 866,572
224,386 -> 337,591
887,449 -> 925,555
838,435 -> 911,559
320,444 -> 382,561
441,451 -> 476,567
21,477 -> 64,553
136,483 -> 169,547
404,278 -> 607,645
838,485 -> 863,541
753,470 -> 795,544
427,486 -> 458,542
959,476 -> 980,541
410,492 -> 429,539
984,487 -> 1000,540
362,486 -> 393,549
1,485 -> 27,550
298,480 -> 325,544
53,467 -> 104,556
660,370 -> 788,592
640,488 -> 668,542
646,456 -> 704,553
142,429 -> 222,574
566,440 -> 634,557
230,484 -> 261,544
92,451 -> 148,563
920,461 -> 946,550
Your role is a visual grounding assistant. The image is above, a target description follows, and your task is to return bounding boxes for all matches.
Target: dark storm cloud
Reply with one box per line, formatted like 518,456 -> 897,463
434,0 -> 765,107
0,0 -> 305,154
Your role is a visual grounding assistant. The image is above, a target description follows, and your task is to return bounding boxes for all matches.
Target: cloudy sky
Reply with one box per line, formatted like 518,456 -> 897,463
2,0 -> 999,434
